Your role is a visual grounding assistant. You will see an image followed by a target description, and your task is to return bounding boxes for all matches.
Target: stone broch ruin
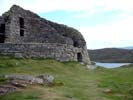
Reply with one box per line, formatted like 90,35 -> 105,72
0,5 -> 91,64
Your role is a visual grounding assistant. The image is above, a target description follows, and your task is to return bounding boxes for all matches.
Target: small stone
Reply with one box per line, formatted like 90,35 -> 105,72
67,98 -> 76,100
87,65 -> 97,70
36,74 -> 54,84
103,89 -> 113,93
14,53 -> 23,58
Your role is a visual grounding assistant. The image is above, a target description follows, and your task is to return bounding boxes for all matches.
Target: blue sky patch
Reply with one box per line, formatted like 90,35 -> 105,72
39,10 -> 123,28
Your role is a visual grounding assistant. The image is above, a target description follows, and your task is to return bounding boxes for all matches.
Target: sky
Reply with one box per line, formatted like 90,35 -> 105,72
0,0 -> 133,49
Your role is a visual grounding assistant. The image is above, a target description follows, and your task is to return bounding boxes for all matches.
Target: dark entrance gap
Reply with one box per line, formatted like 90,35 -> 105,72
0,24 -> 5,43
77,52 -> 82,62
0,24 -> 5,33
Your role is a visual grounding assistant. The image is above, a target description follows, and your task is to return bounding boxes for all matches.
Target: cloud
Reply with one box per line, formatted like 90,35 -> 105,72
0,0 -> 133,15
79,14 -> 133,48
0,0 -> 94,15
96,0 -> 133,13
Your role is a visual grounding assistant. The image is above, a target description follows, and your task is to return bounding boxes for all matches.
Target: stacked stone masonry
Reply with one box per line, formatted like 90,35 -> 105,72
0,5 -> 91,64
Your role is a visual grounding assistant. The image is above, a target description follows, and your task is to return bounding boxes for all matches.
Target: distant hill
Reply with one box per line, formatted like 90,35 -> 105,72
122,46 -> 133,50
88,48 -> 133,63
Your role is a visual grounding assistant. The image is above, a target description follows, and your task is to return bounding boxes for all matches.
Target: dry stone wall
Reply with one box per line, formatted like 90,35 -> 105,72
0,5 -> 91,64
0,43 -> 86,62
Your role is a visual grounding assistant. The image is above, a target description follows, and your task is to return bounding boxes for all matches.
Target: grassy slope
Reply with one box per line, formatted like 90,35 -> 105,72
0,57 -> 133,100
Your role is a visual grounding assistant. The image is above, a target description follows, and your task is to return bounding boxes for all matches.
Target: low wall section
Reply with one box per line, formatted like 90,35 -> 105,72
0,43 -> 81,61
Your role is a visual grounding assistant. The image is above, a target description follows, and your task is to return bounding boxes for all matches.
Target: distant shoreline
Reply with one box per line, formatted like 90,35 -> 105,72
95,62 -> 132,68
88,48 -> 133,63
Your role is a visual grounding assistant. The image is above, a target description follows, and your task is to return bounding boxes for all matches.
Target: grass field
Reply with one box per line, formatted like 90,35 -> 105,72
0,57 -> 133,100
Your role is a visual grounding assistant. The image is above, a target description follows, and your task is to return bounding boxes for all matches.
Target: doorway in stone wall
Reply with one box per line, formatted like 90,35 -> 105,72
0,24 -> 5,43
77,52 -> 82,62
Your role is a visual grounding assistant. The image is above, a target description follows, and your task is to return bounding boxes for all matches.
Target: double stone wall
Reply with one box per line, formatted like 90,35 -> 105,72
0,5 -> 91,64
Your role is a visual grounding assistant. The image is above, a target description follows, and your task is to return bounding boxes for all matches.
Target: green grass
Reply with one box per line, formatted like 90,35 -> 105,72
0,57 -> 133,100
97,66 -> 133,100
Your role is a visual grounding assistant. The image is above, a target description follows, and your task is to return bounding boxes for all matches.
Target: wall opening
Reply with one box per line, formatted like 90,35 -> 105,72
0,24 -> 5,43
0,24 -> 5,33
74,41 -> 79,47
19,17 -> 24,36
77,52 -> 82,62
19,17 -> 24,28
20,29 -> 24,36
0,34 -> 5,43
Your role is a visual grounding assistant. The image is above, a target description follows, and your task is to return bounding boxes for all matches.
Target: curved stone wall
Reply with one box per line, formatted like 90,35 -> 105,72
0,5 -> 91,65
0,43 -> 90,64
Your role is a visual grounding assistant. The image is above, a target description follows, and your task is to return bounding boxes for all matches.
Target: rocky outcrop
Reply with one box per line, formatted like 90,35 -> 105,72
10,79 -> 32,87
5,74 -> 43,84
5,74 -> 54,85
0,74 -> 54,95
0,85 -> 17,95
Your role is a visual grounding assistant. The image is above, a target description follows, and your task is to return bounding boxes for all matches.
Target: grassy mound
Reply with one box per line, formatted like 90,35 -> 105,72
0,57 -> 133,100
